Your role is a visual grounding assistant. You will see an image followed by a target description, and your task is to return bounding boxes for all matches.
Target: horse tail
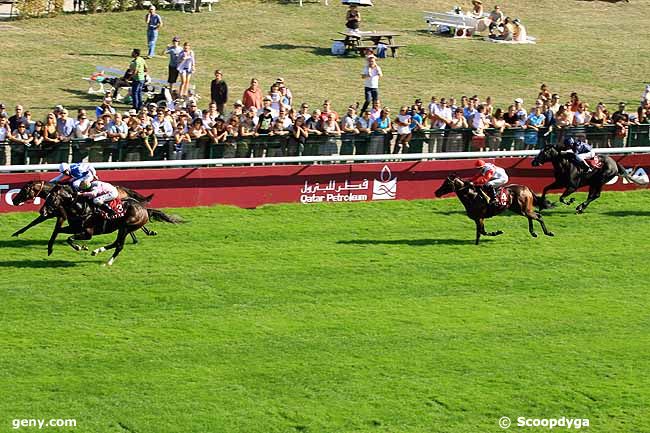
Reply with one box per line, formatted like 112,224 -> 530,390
617,162 -> 648,185
532,192 -> 555,210
147,208 -> 184,224
121,186 -> 155,203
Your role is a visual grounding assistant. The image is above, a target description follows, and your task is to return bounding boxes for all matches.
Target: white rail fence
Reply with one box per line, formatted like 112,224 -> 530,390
2,147 -> 650,173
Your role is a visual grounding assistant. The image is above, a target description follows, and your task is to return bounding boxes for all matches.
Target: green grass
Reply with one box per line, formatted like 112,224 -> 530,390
1,0 -> 649,118
1,190 -> 649,432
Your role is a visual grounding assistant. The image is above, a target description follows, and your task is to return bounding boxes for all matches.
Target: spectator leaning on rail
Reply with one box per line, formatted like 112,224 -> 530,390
51,162 -> 98,191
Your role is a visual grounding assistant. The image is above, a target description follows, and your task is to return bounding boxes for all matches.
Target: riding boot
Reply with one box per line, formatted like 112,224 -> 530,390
486,185 -> 497,206
582,161 -> 593,173
99,203 -> 116,217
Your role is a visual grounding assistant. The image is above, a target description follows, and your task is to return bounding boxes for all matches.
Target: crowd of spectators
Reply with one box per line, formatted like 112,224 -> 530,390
1,80 -> 649,164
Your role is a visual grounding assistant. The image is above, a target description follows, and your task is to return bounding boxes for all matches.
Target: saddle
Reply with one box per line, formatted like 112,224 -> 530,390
98,198 -> 126,220
478,186 -> 511,210
585,155 -> 603,169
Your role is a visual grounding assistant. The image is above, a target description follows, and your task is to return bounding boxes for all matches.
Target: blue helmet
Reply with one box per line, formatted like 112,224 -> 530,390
563,137 -> 575,147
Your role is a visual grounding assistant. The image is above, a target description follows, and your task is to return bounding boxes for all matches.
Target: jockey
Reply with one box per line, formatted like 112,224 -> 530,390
470,159 -> 509,205
564,136 -> 595,173
50,162 -> 98,191
78,179 -> 118,217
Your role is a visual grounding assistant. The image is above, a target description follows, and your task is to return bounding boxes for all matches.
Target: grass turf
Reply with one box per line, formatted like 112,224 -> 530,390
0,190 -> 649,432
0,0 -> 648,118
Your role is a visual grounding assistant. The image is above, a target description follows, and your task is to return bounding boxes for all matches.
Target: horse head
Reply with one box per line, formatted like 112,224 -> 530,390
435,175 -> 466,197
12,181 -> 49,206
532,144 -> 559,167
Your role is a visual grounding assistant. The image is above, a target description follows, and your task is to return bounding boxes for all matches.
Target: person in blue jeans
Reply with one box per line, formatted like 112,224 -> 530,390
145,5 -> 163,59
128,49 -> 148,111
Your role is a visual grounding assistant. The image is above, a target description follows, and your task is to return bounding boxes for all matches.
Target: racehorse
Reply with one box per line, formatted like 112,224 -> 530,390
43,186 -> 182,265
531,143 -> 646,213
435,175 -> 554,245
11,180 -> 156,242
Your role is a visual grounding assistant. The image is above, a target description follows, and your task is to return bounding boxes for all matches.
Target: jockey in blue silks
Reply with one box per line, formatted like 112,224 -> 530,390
50,162 -> 98,191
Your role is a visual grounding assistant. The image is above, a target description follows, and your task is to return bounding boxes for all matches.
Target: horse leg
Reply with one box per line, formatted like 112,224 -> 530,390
541,180 -> 563,205
559,187 -> 577,205
92,234 -> 122,256
47,217 -> 65,256
475,219 -> 482,245
66,228 -> 92,251
141,225 -> 157,236
576,186 -> 601,214
130,232 -> 138,245
12,214 -> 49,237
105,228 -> 129,266
527,216 -> 538,238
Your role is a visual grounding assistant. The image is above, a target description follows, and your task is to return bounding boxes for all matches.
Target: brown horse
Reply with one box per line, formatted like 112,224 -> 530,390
44,186 -> 181,265
434,175 -> 554,245
11,180 -> 156,242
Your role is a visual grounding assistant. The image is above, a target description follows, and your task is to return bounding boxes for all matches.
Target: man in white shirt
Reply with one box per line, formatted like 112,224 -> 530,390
360,56 -> 382,113
432,98 -> 453,129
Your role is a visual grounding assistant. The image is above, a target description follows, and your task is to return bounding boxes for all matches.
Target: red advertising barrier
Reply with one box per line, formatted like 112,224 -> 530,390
1,155 -> 648,212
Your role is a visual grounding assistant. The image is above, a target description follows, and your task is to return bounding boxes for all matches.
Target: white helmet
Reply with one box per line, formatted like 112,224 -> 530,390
59,162 -> 70,173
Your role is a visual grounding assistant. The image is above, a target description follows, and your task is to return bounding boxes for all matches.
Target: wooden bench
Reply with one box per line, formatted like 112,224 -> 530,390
297,0 -> 328,6
423,11 -> 478,37
351,44 -> 405,58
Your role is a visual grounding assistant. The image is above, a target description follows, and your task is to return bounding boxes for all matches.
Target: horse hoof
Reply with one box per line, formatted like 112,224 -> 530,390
531,232 -> 538,238
81,245 -> 88,251
546,232 -> 555,237
150,231 -> 158,236
495,230 -> 504,235
11,232 -> 19,237
569,198 -> 575,205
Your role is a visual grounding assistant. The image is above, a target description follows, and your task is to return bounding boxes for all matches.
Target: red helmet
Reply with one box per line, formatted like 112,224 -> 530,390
475,159 -> 486,168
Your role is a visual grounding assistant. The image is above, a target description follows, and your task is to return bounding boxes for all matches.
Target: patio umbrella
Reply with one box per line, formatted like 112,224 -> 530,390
342,0 -> 373,6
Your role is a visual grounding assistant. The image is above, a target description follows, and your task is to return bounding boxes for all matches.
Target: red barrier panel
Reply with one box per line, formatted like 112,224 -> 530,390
1,155 -> 648,212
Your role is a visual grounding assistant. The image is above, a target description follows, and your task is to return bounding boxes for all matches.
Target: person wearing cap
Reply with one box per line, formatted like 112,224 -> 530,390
56,109 -> 75,145
128,48 -> 148,111
96,97 -> 116,119
242,78 -> 262,111
512,18 -> 527,42
514,98 -> 526,118
164,37 -> 183,87
9,120 -> 31,164
210,69 -> 228,114
258,96 -> 278,119
145,5 -> 163,59
51,162 -> 98,191
0,103 -> 7,118
78,179 -> 119,218
469,159 -> 509,206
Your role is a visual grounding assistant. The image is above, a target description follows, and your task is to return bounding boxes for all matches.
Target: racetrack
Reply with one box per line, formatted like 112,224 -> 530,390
1,191 -> 649,433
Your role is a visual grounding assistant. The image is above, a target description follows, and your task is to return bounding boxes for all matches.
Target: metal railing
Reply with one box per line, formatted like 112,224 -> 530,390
2,124 -> 649,167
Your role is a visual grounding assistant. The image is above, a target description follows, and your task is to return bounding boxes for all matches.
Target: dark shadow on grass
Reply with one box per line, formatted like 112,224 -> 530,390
0,238 -> 50,247
602,210 -> 650,217
260,44 -> 334,57
338,238 -> 492,246
0,259 -> 76,268
60,88 -> 102,102
73,52 -> 131,58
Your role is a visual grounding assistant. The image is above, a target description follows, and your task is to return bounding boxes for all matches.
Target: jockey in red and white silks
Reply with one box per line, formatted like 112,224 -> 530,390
470,159 -> 509,204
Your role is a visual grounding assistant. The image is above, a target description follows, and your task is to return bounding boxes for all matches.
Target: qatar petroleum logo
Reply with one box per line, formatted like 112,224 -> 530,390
606,167 -> 649,185
372,165 -> 397,200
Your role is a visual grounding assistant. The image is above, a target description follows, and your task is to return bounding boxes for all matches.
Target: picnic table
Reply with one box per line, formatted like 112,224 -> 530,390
335,30 -> 404,58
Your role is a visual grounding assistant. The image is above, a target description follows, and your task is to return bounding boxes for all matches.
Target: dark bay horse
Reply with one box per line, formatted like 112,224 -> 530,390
11,180 -> 155,242
435,175 -> 554,245
44,187 -> 182,265
531,144 -> 646,213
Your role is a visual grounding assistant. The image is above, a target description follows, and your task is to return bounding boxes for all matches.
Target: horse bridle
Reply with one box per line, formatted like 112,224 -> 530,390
32,180 -> 47,199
